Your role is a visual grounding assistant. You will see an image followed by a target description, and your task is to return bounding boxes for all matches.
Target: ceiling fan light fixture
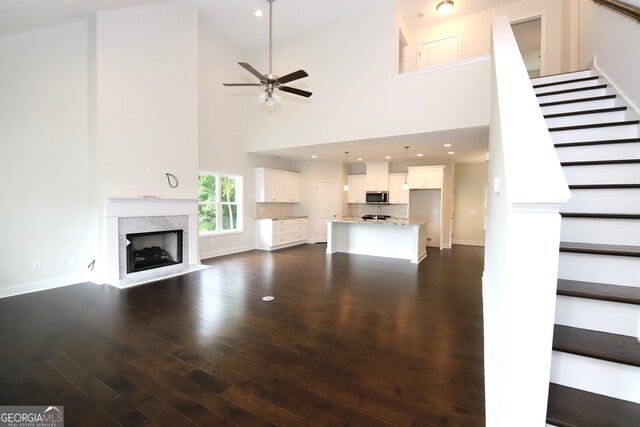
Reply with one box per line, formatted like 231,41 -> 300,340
258,91 -> 269,103
436,0 -> 454,15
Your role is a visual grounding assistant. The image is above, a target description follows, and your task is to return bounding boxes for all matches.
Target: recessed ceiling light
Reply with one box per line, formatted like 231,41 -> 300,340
357,158 -> 363,161
311,155 -> 317,158
418,11 -> 425,18
385,156 -> 391,159
443,143 -> 452,147
448,151 -> 455,155
417,153 -> 424,157
254,9 -> 263,17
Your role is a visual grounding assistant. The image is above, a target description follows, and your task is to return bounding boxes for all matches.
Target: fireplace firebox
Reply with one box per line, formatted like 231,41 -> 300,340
126,229 -> 183,274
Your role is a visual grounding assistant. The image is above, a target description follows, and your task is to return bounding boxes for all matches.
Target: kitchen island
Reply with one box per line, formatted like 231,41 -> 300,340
326,218 -> 428,264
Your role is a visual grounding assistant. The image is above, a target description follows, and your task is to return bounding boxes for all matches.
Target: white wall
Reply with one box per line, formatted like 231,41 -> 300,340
94,1 -> 199,200
579,0 -> 640,111
0,22 -> 93,296
243,0 -> 491,153
454,163 -> 487,246
407,0 -> 565,75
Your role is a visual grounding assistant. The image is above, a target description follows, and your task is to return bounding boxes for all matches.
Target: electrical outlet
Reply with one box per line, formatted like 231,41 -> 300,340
426,237 -> 433,242
61,257 -> 76,268
33,260 -> 41,271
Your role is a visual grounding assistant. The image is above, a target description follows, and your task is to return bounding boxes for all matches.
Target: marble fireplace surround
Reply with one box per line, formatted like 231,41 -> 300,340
103,197 -> 203,288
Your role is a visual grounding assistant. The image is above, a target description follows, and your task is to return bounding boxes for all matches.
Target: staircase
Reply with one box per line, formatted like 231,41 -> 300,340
531,70 -> 640,426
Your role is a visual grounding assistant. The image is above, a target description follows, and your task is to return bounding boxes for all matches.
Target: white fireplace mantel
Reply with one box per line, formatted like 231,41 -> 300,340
102,197 -> 201,287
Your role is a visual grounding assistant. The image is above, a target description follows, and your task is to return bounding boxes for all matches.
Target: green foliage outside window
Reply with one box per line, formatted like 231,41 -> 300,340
198,173 -> 241,234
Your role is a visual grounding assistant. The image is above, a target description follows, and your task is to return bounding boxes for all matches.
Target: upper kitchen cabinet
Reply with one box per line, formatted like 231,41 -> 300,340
366,162 -> 389,191
347,175 -> 367,203
388,173 -> 409,204
407,166 -> 444,189
256,168 -> 301,203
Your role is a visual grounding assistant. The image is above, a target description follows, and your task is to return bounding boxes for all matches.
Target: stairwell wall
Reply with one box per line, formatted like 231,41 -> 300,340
579,0 -> 640,112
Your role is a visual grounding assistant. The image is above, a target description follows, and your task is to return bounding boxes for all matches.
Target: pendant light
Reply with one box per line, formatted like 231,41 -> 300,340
402,146 -> 410,191
343,151 -> 350,191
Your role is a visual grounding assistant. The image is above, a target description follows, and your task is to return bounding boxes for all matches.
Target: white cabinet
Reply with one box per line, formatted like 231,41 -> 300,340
347,175 -> 367,203
255,217 -> 308,250
365,162 -> 389,191
407,166 -> 444,189
283,173 -> 300,203
255,168 -> 300,203
388,173 -> 409,204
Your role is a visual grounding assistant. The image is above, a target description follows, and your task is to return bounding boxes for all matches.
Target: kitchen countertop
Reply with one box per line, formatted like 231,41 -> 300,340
256,216 -> 308,220
328,217 -> 428,226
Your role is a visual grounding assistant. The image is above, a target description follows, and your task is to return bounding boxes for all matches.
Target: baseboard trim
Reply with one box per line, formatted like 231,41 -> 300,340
199,244 -> 255,261
453,240 -> 486,247
0,274 -> 89,299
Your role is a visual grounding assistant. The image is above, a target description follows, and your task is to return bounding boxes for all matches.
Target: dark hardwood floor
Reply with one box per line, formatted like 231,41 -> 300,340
0,244 -> 485,426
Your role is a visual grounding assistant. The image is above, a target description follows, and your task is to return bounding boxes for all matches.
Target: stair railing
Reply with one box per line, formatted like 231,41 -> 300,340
593,0 -> 640,23
482,15 -> 571,427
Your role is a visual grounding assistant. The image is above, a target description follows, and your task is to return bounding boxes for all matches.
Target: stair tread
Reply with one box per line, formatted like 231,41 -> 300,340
544,106 -> 627,119
533,75 -> 599,89
549,120 -> 640,132
537,84 -> 607,97
560,241 -> 640,257
540,94 -> 617,107
569,183 -> 640,189
553,325 -> 640,367
547,383 -> 640,427
555,137 -> 640,148
557,278 -> 640,305
561,158 -> 640,166
531,69 -> 591,81
561,212 -> 640,219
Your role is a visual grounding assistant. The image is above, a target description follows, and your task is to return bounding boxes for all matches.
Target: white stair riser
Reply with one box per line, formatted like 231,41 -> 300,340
562,188 -> 640,213
537,87 -> 608,104
551,125 -> 639,143
558,252 -> 640,287
545,110 -> 627,128
561,217 -> 640,246
555,295 -> 640,336
531,70 -> 594,86
535,79 -> 601,95
555,142 -> 640,162
541,98 -> 616,115
551,351 -> 640,404
561,163 -> 640,185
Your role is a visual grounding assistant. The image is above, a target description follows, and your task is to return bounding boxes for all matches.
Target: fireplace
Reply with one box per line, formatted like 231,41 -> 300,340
103,197 -> 203,288
126,229 -> 183,273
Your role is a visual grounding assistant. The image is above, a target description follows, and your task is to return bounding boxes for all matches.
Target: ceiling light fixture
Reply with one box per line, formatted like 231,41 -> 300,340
417,153 -> 424,157
357,158 -> 363,161
448,151 -> 455,155
311,155 -> 317,158
385,156 -> 391,159
254,9 -> 263,17
436,0 -> 454,15
343,151 -> 350,191
444,143 -> 452,147
403,146 -> 410,191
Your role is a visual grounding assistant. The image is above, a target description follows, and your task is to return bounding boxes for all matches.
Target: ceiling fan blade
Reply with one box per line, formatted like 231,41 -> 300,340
279,86 -> 312,98
277,69 -> 309,85
223,83 -> 263,87
238,62 -> 266,81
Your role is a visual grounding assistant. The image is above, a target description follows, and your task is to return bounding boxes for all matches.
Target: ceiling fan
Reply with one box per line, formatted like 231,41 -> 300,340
222,0 -> 312,105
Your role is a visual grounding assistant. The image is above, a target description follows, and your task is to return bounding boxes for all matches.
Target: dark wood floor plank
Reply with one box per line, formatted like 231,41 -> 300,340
0,244 -> 486,426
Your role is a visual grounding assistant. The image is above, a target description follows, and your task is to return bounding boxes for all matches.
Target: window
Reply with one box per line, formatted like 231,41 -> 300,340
198,173 -> 242,235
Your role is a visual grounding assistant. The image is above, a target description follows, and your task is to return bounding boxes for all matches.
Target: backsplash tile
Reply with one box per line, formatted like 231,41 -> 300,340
348,204 -> 408,219
256,203 -> 294,219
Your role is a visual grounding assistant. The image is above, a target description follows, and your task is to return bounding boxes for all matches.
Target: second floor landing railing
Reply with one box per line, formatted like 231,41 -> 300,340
593,0 -> 640,22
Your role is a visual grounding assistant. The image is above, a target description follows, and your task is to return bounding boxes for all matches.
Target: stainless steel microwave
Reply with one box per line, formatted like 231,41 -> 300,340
365,191 -> 389,204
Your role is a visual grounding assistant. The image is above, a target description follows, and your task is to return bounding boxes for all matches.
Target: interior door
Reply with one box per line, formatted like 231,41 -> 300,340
417,34 -> 460,70
315,182 -> 338,243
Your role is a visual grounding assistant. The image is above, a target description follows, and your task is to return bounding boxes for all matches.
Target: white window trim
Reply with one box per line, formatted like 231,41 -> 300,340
198,173 -> 243,236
